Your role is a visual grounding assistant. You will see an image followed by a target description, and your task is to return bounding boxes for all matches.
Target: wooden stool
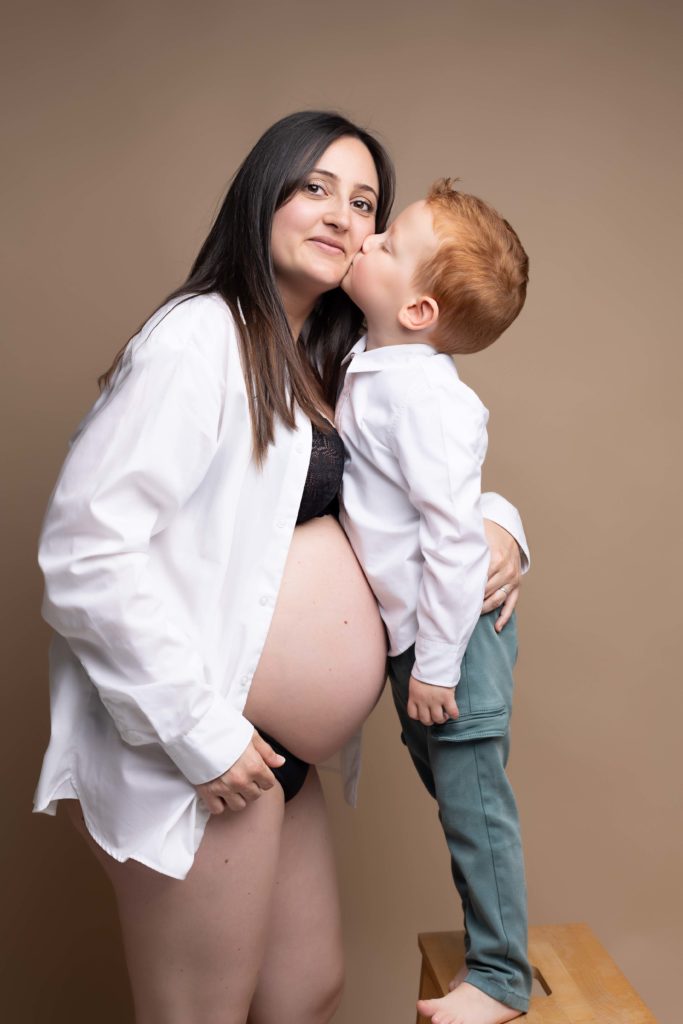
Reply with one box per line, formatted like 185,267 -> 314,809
417,923 -> 657,1022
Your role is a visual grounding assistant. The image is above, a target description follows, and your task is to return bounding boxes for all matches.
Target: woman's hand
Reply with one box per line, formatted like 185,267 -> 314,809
482,519 -> 522,631
195,732 -> 286,814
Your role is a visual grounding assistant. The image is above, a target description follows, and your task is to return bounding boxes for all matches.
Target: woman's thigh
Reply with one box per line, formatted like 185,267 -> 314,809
65,791 -> 285,1024
247,768 -> 344,1024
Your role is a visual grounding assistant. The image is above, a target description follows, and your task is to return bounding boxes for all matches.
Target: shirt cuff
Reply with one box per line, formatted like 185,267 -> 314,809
480,491 -> 531,573
161,697 -> 255,785
413,636 -> 467,689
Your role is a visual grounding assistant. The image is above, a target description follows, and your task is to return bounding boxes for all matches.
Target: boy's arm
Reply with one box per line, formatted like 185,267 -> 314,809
389,385 -> 490,719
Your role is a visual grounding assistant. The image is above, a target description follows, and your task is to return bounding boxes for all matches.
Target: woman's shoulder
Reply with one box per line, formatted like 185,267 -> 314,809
139,292 -> 238,351
130,292 -> 242,383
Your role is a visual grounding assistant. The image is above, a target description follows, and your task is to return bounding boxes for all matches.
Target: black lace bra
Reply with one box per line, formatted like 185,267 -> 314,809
296,422 -> 345,524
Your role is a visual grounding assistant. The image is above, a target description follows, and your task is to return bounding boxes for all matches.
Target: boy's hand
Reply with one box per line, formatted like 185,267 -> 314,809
407,675 -> 459,726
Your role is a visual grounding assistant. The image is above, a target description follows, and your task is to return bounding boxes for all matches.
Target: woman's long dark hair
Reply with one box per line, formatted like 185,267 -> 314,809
99,111 -> 395,461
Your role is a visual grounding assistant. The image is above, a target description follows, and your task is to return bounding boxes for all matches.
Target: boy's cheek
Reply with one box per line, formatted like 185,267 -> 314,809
349,261 -> 372,297
342,266 -> 364,302
340,273 -> 356,298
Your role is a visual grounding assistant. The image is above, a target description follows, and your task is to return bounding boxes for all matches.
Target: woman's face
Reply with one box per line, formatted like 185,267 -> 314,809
270,136 -> 380,302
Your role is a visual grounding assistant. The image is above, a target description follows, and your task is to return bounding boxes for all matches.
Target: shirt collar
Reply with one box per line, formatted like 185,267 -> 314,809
341,335 -> 439,374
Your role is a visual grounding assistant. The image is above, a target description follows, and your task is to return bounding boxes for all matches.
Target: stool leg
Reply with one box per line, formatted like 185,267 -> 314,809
417,957 -> 442,1023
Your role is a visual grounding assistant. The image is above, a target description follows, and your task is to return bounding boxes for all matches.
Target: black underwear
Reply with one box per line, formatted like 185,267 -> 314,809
257,728 -> 310,802
296,422 -> 345,524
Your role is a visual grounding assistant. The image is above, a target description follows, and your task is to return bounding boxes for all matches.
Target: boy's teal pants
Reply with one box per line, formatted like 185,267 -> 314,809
387,609 -> 532,1013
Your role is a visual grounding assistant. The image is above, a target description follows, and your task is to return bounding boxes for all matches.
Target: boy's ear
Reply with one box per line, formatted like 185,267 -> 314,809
398,295 -> 439,333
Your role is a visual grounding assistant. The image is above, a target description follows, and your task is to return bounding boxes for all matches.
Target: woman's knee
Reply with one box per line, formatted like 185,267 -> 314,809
315,958 -> 345,1022
249,958 -> 344,1024
302,964 -> 345,1024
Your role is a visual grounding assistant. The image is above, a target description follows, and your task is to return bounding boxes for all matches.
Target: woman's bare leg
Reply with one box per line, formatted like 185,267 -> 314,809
65,789 -> 285,1024
247,768 -> 344,1024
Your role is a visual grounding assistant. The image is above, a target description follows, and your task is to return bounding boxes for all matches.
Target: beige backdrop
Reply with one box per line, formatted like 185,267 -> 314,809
3,1 -> 681,1021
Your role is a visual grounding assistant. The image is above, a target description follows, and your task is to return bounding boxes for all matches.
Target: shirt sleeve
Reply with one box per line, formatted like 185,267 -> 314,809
480,491 -> 531,572
37,318 -> 254,785
389,385 -> 490,689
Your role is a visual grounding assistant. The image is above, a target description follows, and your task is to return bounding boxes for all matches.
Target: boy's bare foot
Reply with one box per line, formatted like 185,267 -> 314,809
448,964 -> 468,991
417,982 -> 523,1024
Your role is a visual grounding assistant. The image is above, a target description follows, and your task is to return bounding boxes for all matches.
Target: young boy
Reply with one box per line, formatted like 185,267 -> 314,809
336,180 -> 531,1024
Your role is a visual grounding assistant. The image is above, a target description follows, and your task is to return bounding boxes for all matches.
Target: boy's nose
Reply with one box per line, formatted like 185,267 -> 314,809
362,232 -> 383,254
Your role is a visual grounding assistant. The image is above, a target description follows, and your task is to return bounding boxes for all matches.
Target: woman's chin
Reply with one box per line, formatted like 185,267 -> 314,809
291,261 -> 354,300
307,253 -> 355,289
316,272 -> 354,297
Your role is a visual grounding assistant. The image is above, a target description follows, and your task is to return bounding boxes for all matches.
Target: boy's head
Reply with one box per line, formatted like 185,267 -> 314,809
342,179 -> 529,354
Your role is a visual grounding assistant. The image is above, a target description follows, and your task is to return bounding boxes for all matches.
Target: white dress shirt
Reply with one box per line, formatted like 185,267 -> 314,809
336,336 -> 530,689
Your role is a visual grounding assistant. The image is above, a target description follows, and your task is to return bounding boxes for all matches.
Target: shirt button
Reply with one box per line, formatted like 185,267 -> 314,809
259,595 -> 268,606
276,519 -> 286,529
241,674 -> 249,685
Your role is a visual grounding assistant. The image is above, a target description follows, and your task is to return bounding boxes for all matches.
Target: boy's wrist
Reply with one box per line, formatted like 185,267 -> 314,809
411,671 -> 457,689
413,636 -> 465,689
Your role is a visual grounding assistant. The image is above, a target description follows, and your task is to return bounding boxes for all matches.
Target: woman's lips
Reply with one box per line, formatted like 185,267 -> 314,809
309,238 -> 345,255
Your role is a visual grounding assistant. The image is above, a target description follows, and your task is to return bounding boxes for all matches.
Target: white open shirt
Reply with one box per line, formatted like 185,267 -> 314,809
33,294 -> 320,879
336,337 -> 530,688
33,296 -> 527,880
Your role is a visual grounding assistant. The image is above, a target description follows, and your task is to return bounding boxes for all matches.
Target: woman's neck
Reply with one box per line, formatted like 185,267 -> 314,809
276,279 -> 318,341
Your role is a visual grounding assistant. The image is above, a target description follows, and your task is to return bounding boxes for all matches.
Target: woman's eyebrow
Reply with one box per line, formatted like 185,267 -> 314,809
310,168 -> 379,201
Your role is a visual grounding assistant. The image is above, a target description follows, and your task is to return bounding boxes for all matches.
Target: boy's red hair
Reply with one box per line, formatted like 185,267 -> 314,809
416,179 -> 529,355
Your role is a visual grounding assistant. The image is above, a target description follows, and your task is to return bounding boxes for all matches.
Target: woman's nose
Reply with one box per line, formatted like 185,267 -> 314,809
322,197 -> 350,231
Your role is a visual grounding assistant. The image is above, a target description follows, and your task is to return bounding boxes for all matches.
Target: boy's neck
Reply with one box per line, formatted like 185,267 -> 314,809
365,324 -> 432,352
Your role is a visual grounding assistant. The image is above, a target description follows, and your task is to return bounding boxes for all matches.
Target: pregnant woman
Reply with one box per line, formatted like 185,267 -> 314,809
33,111 -> 526,1024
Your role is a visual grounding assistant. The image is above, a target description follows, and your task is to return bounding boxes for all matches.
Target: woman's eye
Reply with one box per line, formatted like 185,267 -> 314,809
353,198 -> 375,214
304,182 -> 326,195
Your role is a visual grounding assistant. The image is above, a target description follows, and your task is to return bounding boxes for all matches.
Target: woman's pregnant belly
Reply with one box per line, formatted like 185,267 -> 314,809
243,515 -> 388,764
